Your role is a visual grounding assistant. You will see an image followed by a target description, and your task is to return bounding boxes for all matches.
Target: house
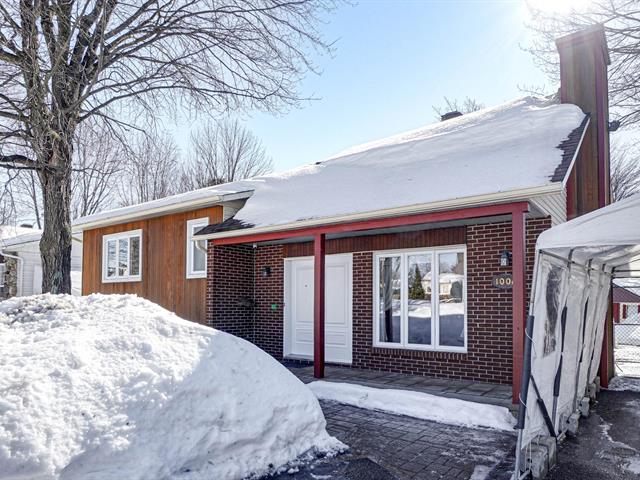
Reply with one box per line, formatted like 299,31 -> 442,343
192,25 -> 612,403
72,187 -> 252,323
613,282 -> 640,323
76,25 -> 611,403
0,226 -> 83,298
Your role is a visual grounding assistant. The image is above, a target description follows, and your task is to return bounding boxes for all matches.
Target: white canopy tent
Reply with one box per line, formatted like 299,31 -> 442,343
515,193 -> 640,477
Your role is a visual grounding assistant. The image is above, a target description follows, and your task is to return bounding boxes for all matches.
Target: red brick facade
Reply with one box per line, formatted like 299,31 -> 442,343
207,217 -> 551,384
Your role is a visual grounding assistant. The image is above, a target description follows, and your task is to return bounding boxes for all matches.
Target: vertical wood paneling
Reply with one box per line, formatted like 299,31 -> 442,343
81,206 -> 222,324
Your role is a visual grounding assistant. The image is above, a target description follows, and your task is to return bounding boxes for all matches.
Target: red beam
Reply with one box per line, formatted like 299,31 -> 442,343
212,202 -> 530,246
512,206 -> 528,404
314,233 -> 325,379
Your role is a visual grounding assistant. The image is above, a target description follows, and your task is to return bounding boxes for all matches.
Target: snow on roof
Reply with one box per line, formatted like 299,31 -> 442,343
0,225 -> 42,250
0,225 -> 39,241
72,183 -> 253,230
199,96 -> 587,235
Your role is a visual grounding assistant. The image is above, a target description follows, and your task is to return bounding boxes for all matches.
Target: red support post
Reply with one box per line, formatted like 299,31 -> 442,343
511,206 -> 528,404
313,233 -> 326,379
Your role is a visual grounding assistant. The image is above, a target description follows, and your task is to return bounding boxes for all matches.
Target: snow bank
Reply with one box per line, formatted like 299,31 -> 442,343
0,294 -> 343,480
308,381 -> 515,431
227,96 -> 585,230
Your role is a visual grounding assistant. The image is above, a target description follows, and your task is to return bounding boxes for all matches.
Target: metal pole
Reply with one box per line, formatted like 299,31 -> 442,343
513,312 -> 536,478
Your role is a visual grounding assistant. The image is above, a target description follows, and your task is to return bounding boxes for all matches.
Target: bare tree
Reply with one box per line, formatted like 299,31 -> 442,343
432,96 -> 485,120
525,0 -> 640,127
119,132 -> 180,206
12,170 -> 43,228
72,122 -> 123,218
0,173 -> 17,225
180,119 -> 273,190
611,140 -> 640,201
0,1 -> 334,293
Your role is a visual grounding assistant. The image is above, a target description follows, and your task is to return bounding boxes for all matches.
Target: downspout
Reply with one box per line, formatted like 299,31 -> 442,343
0,250 -> 23,297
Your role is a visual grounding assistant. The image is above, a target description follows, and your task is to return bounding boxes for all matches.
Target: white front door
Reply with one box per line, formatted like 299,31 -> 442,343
284,254 -> 353,364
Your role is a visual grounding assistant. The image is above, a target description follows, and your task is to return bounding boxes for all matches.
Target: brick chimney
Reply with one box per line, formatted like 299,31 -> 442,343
556,25 -> 611,220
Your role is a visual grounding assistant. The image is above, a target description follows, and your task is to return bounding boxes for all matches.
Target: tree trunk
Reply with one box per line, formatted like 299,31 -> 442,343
39,143 -> 73,294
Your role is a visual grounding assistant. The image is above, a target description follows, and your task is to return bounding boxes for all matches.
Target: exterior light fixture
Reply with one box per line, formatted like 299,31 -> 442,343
262,266 -> 272,278
500,251 -> 512,267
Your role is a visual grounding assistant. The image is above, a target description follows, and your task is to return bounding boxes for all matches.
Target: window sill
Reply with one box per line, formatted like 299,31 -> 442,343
186,272 -> 207,280
372,345 -> 468,357
102,277 -> 142,284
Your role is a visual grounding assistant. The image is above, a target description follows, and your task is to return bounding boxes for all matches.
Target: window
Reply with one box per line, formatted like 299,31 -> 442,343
374,247 -> 466,352
186,217 -> 208,279
102,230 -> 142,283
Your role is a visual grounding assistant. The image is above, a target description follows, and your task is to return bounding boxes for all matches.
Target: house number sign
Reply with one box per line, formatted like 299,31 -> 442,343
492,273 -> 513,290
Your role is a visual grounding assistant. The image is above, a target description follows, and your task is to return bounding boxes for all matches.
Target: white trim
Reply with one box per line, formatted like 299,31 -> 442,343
186,217 -> 209,279
195,184 -> 561,241
373,245 -> 468,354
73,190 -> 252,231
101,229 -> 143,283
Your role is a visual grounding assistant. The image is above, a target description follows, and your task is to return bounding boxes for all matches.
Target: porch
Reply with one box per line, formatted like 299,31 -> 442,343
286,363 -> 515,411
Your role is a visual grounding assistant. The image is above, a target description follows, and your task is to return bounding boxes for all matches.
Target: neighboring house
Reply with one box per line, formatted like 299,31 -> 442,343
0,226 -> 83,298
72,188 -> 252,324
613,284 -> 640,323
193,26 -> 613,402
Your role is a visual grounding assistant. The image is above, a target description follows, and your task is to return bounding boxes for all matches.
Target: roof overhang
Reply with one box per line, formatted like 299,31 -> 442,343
72,190 -> 253,232
195,184 -> 565,244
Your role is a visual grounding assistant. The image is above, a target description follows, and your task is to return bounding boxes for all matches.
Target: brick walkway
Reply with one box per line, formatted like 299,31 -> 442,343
276,400 -> 517,480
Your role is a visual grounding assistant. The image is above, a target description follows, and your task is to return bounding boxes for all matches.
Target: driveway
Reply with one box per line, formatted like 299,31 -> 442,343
548,389 -> 640,480
275,400 -> 517,480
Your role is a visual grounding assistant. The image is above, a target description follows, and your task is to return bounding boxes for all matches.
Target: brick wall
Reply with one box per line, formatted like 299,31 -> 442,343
253,245 -> 285,359
206,217 -> 551,385
350,217 -> 550,384
206,243 -> 254,341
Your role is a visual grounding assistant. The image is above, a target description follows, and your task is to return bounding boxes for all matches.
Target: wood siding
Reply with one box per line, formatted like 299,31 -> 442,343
282,227 -> 466,257
82,206 -> 223,324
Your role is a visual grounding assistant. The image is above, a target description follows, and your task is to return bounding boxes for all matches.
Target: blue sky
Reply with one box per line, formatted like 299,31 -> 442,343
174,1 -> 554,171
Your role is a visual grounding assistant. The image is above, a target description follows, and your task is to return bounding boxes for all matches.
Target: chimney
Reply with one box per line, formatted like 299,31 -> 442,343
556,24 -> 611,220
441,111 -> 462,122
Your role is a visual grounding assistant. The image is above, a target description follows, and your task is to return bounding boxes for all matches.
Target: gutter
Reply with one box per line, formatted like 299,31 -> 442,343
0,250 -> 23,297
72,190 -> 254,232
195,183 -> 564,241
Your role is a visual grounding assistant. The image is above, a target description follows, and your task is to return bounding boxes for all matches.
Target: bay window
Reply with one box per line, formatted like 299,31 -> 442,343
102,230 -> 142,282
374,247 -> 466,352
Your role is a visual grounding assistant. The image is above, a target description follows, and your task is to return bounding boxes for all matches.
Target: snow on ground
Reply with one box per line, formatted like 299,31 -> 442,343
228,96 -> 586,230
609,376 -> 640,392
308,381 -> 515,431
615,344 -> 640,377
0,294 -> 344,480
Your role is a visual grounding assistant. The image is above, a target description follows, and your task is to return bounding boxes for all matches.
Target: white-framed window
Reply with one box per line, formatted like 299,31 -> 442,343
186,217 -> 208,279
374,246 -> 467,353
102,229 -> 142,283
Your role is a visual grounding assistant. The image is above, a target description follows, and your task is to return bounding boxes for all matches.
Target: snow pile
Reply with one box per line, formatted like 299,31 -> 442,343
308,381 -> 516,431
226,96 -> 585,230
0,294 -> 343,480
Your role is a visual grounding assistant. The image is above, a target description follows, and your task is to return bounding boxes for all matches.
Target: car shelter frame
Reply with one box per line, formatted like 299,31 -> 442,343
210,201 -> 530,403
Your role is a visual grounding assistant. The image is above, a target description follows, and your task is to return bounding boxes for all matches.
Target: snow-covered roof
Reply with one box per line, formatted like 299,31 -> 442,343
72,185 -> 253,231
0,225 -> 38,241
0,226 -> 42,250
197,96 -> 588,239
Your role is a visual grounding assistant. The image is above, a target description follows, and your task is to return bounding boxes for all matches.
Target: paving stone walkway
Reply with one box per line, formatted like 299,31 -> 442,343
287,364 -> 514,410
274,400 -> 517,480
